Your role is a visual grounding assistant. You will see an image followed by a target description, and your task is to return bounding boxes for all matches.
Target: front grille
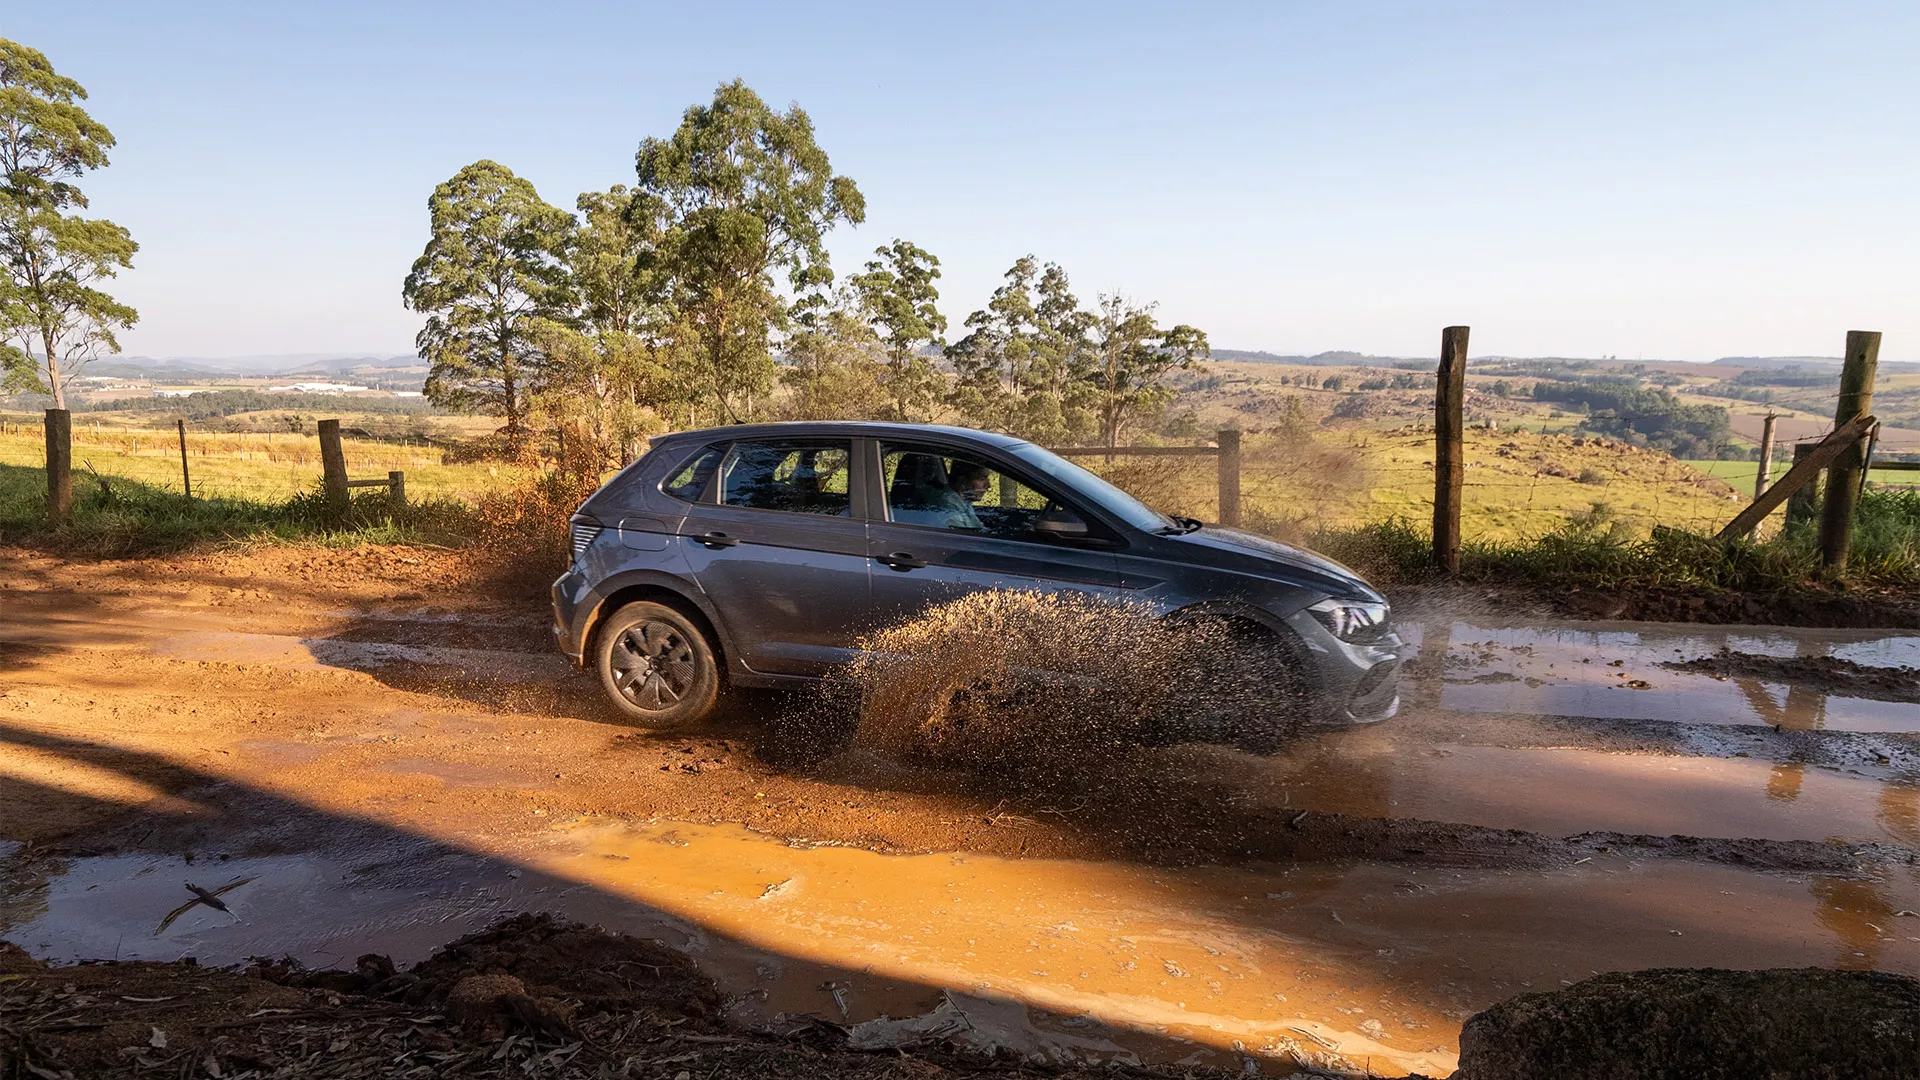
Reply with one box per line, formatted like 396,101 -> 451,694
570,522 -> 603,559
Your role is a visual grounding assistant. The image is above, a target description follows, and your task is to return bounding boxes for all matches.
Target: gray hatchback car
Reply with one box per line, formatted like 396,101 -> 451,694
552,422 -> 1403,736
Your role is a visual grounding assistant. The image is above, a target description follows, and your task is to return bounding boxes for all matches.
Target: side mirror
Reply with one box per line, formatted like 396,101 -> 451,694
1033,507 -> 1090,539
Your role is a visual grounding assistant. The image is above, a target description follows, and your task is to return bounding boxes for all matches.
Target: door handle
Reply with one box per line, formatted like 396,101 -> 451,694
693,531 -> 740,548
876,551 -> 927,570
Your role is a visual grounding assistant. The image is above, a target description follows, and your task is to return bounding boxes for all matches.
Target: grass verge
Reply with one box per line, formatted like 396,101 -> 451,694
1319,487 -> 1920,593
0,463 -> 476,557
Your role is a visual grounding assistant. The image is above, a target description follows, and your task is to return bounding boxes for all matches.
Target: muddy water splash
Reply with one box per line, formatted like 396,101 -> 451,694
846,591 -> 1182,765
844,589 -> 1290,768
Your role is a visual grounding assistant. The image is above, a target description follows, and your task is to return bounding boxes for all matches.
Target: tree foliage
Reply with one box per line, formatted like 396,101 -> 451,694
391,82 -> 1215,459
401,160 -> 573,453
1088,295 -> 1208,447
777,292 -> 891,421
850,239 -> 945,421
635,80 -> 864,424
945,256 -> 1099,443
0,37 -> 138,408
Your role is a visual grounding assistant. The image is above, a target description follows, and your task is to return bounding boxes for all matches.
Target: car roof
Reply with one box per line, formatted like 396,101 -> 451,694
651,421 -> 1031,450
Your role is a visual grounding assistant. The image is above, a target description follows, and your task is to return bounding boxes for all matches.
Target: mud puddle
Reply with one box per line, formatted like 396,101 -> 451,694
1406,619 -> 1920,732
1181,740 -> 1920,846
535,820 -> 1920,1074
10,819 -> 1920,1076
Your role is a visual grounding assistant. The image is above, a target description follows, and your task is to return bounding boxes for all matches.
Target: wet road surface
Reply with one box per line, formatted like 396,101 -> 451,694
4,582 -> 1919,1076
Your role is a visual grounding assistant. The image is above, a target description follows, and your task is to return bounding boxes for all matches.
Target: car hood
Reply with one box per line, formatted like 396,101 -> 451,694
1161,527 -> 1383,600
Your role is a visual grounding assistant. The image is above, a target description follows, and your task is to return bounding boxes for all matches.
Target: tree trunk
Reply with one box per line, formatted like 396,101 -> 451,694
41,329 -> 67,411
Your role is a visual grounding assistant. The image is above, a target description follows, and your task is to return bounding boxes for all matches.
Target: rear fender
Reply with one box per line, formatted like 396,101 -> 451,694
577,569 -> 746,679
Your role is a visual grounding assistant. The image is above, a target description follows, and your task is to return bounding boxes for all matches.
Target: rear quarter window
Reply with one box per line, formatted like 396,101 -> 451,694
661,444 -> 725,503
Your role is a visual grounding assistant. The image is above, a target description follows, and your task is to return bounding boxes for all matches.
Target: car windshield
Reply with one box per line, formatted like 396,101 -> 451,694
1001,441 -> 1176,533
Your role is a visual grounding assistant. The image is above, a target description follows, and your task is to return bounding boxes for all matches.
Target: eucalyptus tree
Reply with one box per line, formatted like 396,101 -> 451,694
402,160 -> 573,454
946,256 -> 1098,443
635,79 -> 864,423
778,291 -> 890,421
945,256 -> 1037,431
530,185 -> 678,468
1088,294 -> 1209,447
850,239 -> 945,422
0,38 -> 138,408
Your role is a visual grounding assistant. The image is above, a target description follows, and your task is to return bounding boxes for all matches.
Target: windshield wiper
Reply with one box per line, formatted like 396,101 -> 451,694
1156,516 -> 1205,535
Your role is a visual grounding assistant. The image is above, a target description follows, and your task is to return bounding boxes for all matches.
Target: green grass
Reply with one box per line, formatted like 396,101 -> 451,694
0,463 -> 476,556
1318,487 -> 1920,592
0,429 -> 528,503
1682,458 -> 1920,490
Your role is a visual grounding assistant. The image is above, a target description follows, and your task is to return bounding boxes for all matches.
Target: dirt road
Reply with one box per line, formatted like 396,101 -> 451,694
4,547 -> 1919,1076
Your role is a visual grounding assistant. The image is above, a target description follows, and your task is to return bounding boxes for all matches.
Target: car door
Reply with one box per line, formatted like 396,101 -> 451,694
863,439 -> 1125,630
677,437 -> 872,675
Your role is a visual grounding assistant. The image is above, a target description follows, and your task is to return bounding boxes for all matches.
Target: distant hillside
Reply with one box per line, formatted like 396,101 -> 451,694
1212,349 -> 1426,367
1712,356 -> 1842,368
103,353 -> 418,377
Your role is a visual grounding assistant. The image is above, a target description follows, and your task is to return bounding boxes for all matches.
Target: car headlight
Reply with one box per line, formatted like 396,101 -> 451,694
1307,598 -> 1390,643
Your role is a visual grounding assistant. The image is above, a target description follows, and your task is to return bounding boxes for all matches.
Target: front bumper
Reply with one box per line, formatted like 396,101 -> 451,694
1284,609 -> 1405,724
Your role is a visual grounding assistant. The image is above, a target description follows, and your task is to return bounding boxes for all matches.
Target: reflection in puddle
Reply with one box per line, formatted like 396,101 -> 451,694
1196,741 -> 1920,845
1404,620 -> 1920,732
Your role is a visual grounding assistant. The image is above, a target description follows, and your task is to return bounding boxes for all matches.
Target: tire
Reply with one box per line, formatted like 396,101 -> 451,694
594,601 -> 721,729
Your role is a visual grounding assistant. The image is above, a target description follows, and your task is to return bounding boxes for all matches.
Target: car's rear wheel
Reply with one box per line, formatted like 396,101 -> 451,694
594,601 -> 720,728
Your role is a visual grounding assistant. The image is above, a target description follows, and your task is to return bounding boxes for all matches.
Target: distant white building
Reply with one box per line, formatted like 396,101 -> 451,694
392,390 -> 424,398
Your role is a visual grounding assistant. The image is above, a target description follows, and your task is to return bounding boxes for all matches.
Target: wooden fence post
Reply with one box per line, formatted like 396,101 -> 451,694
388,470 -> 407,509
176,418 -> 193,499
318,418 -> 349,522
1818,330 -> 1880,570
1753,413 -> 1777,501
1433,326 -> 1470,574
1216,428 -> 1242,527
1785,443 -> 1820,528
45,409 -> 72,522
1720,414 -> 1877,541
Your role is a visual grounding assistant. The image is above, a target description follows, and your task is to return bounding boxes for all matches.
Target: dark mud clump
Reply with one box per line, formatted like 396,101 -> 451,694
0,914 -> 1250,1080
249,912 -> 722,1034
1664,648 -> 1920,704
1455,967 -> 1920,1080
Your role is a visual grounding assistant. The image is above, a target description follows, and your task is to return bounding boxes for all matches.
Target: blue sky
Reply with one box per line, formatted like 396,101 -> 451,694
9,1 -> 1918,361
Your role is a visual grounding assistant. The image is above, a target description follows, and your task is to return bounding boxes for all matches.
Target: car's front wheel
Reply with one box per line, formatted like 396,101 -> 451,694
594,601 -> 720,728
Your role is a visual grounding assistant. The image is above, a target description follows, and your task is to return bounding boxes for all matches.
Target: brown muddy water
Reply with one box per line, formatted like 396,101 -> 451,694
1412,619 -> 1920,732
5,608 -> 1920,1076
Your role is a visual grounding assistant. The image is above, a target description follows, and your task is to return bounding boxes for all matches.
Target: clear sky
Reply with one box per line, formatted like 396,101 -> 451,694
9,1 -> 1918,362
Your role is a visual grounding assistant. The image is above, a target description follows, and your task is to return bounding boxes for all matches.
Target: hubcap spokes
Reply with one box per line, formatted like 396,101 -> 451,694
611,619 -> 695,712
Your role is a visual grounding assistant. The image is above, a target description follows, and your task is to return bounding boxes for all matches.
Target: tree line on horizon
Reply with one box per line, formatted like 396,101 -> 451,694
399,79 -> 1210,471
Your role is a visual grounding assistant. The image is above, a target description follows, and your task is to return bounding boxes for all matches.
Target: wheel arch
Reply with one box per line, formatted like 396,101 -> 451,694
1160,599 -> 1318,692
582,574 -> 732,678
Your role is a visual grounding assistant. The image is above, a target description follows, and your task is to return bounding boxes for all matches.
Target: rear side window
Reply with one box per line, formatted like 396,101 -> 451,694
661,445 -> 723,503
719,440 -> 853,516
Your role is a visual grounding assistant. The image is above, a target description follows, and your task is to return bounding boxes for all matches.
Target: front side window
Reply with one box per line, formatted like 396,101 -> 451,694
719,440 -> 853,516
881,445 -> 1062,540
